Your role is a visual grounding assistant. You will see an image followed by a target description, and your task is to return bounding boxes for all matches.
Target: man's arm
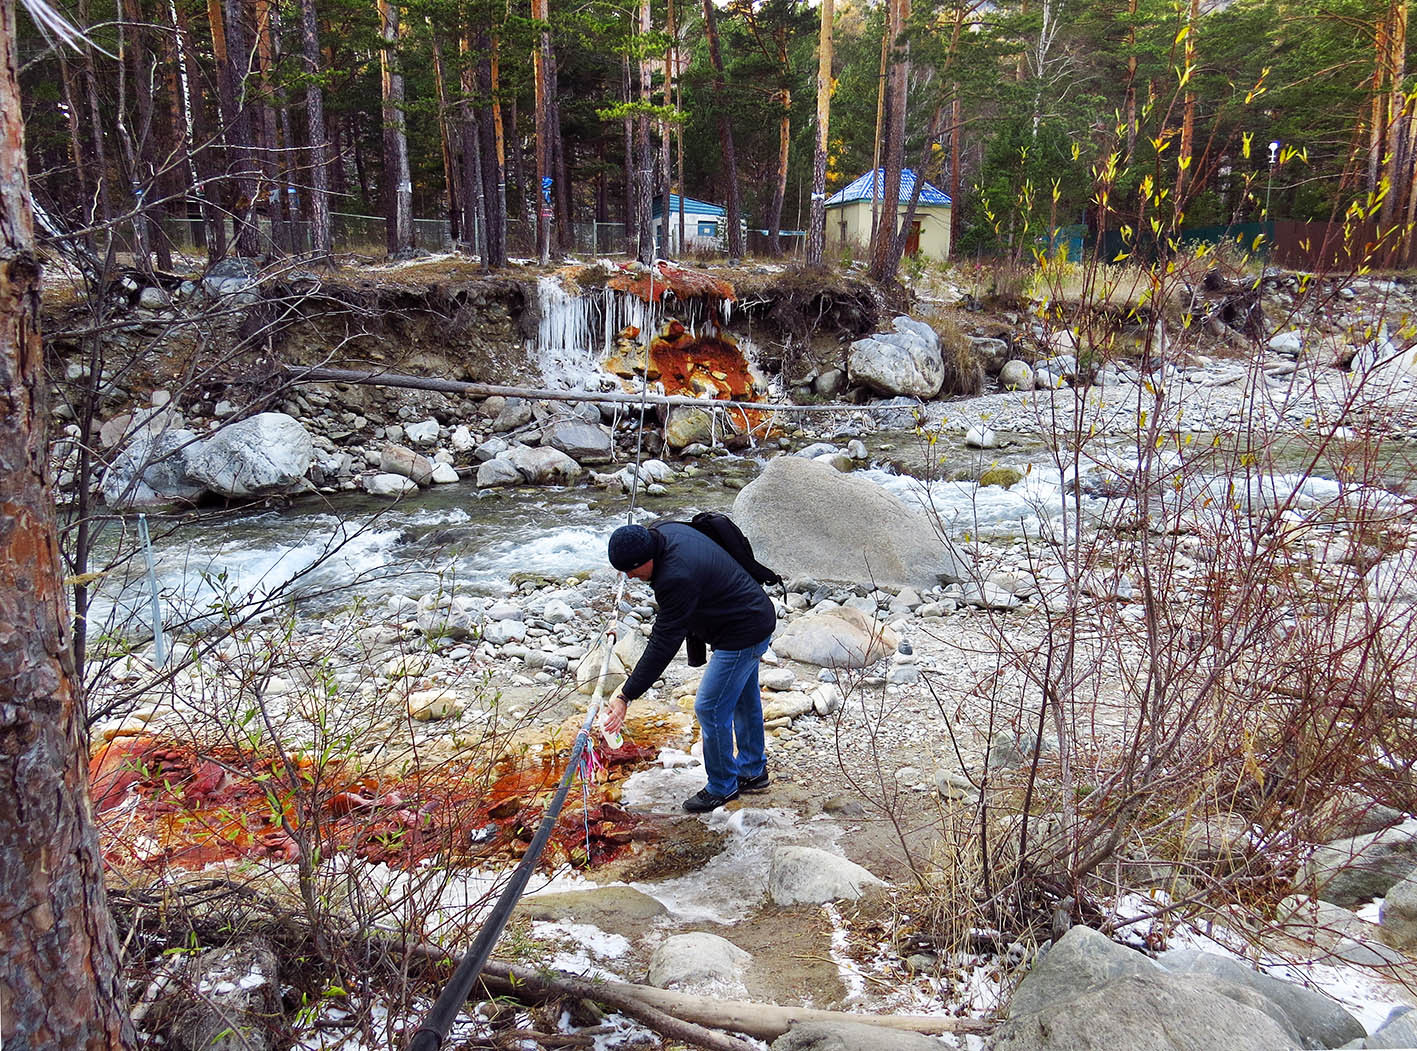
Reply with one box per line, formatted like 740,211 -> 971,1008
619,575 -> 698,701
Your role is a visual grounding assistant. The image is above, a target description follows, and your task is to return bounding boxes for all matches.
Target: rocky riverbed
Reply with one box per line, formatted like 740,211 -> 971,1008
58,258 -> 1417,1050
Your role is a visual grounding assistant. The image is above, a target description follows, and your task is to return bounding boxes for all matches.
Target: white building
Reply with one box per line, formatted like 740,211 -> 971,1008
652,194 -> 732,253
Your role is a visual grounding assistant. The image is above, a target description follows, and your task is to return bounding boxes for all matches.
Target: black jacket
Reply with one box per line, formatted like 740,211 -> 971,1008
620,522 -> 777,700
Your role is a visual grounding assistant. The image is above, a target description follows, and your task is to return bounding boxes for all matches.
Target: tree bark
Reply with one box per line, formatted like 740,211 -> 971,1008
807,0 -> 833,265
622,52 -> 634,250
458,28 -> 486,256
1174,0 -> 1198,203
547,48 -> 573,250
635,0 -> 654,262
1379,0 -> 1408,227
869,0 -> 908,282
661,0 -> 675,258
702,0 -> 742,259
298,0 -> 333,258
429,29 -> 462,244
767,85 -> 790,253
531,0 -> 552,262
255,0 -> 292,254
0,4 -> 135,1042
214,0 -> 262,255
475,29 -> 507,267
378,0 -> 413,253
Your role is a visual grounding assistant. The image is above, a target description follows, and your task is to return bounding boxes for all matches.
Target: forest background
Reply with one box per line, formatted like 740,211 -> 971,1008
13,0 -> 1417,278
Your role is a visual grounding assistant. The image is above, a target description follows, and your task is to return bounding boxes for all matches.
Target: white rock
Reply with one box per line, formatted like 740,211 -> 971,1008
404,418 -> 441,446
364,473 -> 418,498
768,845 -> 884,905
430,462 -> 460,484
408,689 -> 463,721
483,619 -> 527,645
759,667 -> 797,691
647,933 -> 750,997
543,599 -> 575,624
965,425 -> 998,449
450,424 -> 476,452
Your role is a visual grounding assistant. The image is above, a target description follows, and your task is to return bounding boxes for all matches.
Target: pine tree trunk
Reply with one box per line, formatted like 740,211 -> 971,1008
215,0 -> 262,256
476,31 -> 507,267
509,98 -> 527,231
173,0 -> 226,260
378,0 -> 413,253
806,0 -> 833,265
430,30 -> 461,244
298,0 -> 333,257
491,33 -> 508,256
622,53 -> 634,250
869,0 -> 908,282
661,0 -> 675,257
1174,0 -> 1198,203
635,0 -> 654,262
255,0 -> 291,254
702,0 -> 742,259
532,0 -> 552,262
458,30 -> 484,255
1379,0 -> 1408,228
548,50 -> 572,251
0,5 -> 135,1041
767,87 -> 790,254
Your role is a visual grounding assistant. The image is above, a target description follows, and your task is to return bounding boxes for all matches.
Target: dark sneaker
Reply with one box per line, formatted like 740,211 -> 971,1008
683,787 -> 739,813
738,771 -> 770,793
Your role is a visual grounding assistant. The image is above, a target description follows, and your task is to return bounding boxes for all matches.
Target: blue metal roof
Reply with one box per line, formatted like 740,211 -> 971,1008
652,194 -> 727,218
825,168 -> 951,207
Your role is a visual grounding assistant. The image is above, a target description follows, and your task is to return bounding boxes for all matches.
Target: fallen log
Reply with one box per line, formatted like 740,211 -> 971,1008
474,962 -> 759,1051
282,365 -> 870,415
478,960 -> 993,1041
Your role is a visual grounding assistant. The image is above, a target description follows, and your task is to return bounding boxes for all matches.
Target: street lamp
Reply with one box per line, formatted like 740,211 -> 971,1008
1265,140 -> 1280,217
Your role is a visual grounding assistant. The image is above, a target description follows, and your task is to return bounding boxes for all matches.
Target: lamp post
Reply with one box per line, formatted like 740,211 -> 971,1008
1265,140 -> 1280,217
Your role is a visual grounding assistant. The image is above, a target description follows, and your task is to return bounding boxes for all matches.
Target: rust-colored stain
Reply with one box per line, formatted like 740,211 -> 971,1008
90,733 -> 662,873
607,261 -> 736,305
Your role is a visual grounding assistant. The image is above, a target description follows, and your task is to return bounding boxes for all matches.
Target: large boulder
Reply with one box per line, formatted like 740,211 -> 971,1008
505,443 -> 584,485
732,455 -> 967,589
1297,819 -> 1417,907
989,972 -> 1299,1051
476,455 -> 523,488
541,418 -> 614,463
379,443 -> 435,486
1157,949 -> 1364,1048
848,316 -> 945,399
187,412 -> 313,498
101,428 -> 206,508
665,406 -> 748,450
772,606 -> 899,668
992,926 -> 1364,1051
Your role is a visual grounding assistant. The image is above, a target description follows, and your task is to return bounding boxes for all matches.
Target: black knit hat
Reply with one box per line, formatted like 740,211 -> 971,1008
608,524 -> 654,571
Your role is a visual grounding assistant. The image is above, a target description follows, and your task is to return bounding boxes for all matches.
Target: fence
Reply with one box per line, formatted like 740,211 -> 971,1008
119,211 -> 638,262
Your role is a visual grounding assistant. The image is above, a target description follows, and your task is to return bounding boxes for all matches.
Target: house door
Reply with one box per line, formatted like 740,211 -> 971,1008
905,221 -> 922,256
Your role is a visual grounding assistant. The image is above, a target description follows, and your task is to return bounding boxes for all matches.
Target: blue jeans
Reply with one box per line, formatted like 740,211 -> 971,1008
694,636 -> 772,797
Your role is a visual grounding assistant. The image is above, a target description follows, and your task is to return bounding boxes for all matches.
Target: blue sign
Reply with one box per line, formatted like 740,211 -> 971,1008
541,176 -> 553,203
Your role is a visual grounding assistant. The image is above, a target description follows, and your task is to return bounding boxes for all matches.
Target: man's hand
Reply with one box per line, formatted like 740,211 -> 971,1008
604,694 -> 628,735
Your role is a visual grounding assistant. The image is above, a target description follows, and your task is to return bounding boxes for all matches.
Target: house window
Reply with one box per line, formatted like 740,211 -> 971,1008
697,221 -> 716,237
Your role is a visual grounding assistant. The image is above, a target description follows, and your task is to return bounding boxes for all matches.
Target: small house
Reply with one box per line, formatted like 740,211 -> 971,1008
824,169 -> 952,261
652,194 -> 732,253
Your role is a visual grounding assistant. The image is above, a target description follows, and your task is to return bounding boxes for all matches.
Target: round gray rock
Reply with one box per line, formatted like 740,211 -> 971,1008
768,845 -> 884,905
647,932 -> 750,996
733,456 -> 968,590
188,412 -> 314,498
